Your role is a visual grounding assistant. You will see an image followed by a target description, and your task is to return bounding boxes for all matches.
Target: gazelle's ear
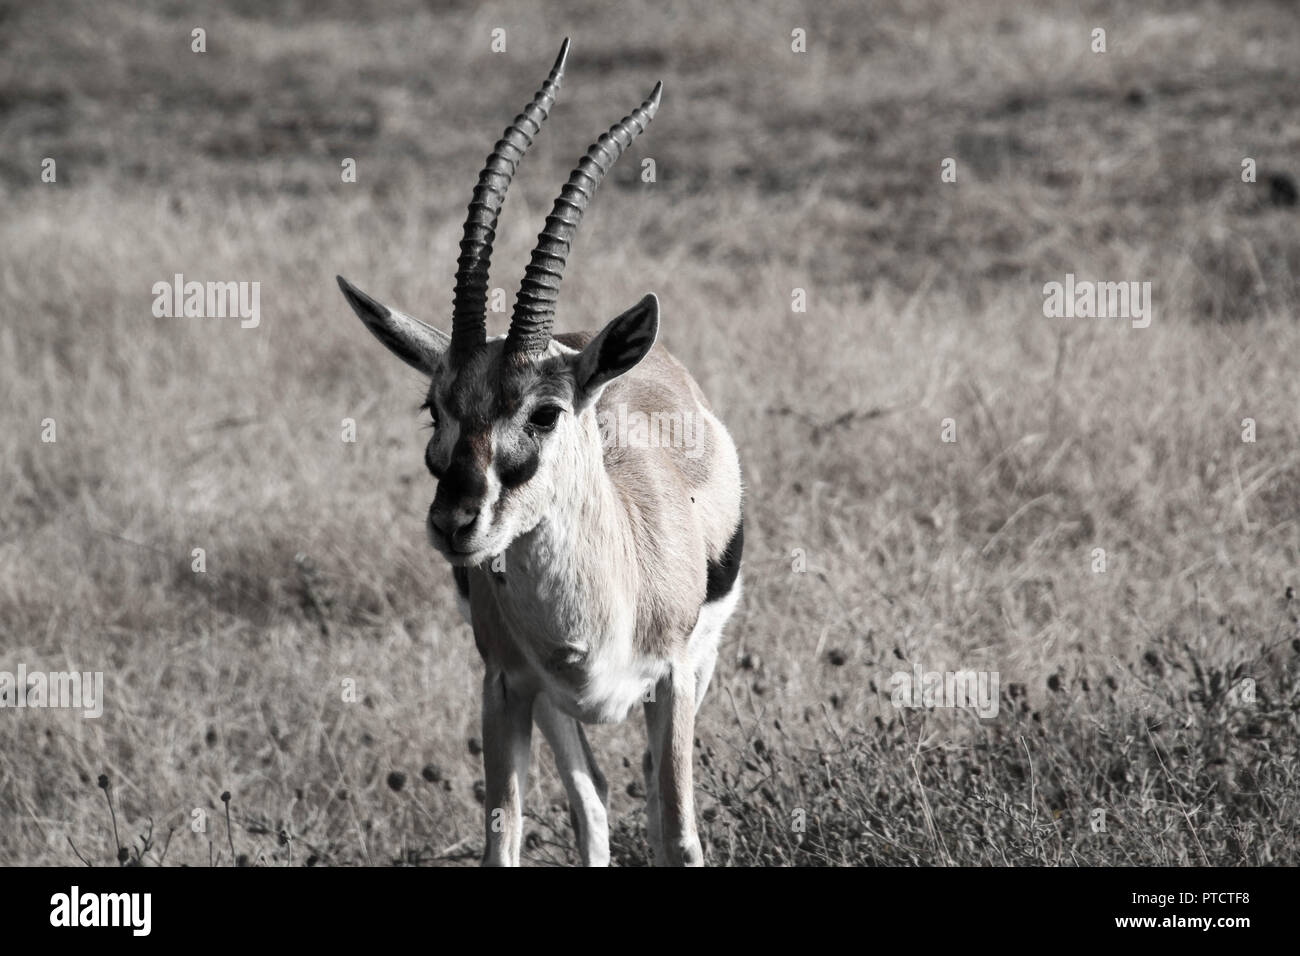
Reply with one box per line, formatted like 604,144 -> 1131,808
337,275 -> 449,375
572,294 -> 659,409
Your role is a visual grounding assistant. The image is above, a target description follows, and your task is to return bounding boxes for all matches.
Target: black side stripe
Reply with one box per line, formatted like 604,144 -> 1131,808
704,515 -> 744,603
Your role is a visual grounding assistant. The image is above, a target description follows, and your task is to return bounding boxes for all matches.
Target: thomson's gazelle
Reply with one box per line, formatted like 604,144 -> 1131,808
337,40 -> 743,867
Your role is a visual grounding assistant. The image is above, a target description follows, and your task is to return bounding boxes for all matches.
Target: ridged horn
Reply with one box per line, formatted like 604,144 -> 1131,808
450,38 -> 570,365
506,81 -> 663,358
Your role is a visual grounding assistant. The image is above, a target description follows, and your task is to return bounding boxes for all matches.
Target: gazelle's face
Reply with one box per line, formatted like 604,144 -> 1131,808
421,340 -> 584,566
337,278 -> 660,569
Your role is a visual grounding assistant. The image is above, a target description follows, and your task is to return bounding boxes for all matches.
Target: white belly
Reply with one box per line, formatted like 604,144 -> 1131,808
521,638 -> 670,725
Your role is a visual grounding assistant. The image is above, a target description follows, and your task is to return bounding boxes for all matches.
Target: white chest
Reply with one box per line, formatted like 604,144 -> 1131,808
473,563 -> 664,724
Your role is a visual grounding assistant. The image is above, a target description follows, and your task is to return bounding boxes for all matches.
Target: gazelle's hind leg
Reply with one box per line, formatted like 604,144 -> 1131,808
690,576 -> 739,712
534,695 -> 610,866
642,574 -> 742,865
643,659 -> 700,866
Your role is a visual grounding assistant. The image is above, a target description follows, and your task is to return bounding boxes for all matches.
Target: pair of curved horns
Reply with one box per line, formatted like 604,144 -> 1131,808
449,38 -> 661,364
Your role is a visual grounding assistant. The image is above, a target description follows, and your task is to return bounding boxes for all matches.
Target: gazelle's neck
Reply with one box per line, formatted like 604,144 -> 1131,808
492,408 -> 637,654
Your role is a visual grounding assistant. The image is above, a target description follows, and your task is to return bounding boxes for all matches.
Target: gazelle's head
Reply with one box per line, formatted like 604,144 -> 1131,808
338,40 -> 661,567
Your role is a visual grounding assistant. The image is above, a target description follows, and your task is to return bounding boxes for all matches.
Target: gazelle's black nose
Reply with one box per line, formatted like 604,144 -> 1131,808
429,505 -> 477,544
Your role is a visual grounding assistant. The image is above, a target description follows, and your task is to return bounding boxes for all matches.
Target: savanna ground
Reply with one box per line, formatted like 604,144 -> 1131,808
1,0 -> 1298,866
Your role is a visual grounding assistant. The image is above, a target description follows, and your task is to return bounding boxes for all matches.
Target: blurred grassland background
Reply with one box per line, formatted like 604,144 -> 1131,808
1,0 -> 1297,865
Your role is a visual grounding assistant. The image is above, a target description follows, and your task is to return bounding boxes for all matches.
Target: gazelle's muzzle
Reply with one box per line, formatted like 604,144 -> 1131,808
427,432 -> 492,556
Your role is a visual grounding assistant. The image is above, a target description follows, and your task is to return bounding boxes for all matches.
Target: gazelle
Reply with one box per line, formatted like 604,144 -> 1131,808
337,40 -> 743,867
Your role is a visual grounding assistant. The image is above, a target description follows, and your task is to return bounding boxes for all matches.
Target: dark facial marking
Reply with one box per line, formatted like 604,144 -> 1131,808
425,438 -> 443,478
435,430 -> 490,505
487,349 -> 574,492
433,347 -> 577,504
496,435 -> 540,490
444,354 -> 497,429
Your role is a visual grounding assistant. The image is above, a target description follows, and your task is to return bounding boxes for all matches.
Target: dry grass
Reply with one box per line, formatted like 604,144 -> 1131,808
1,0 -> 1297,866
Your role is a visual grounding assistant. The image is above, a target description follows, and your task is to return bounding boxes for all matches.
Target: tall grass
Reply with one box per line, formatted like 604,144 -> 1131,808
1,0 -> 1296,865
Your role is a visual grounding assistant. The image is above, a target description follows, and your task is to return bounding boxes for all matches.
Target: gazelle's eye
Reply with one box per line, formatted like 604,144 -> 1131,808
527,404 -> 562,433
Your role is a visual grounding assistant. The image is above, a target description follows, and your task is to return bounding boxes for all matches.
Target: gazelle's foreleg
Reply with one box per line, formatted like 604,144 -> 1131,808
534,695 -> 610,866
641,747 -> 663,863
644,656 -> 703,866
480,668 -> 533,866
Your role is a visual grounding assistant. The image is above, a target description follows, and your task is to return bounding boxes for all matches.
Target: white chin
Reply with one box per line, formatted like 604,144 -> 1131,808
441,549 -> 493,568
431,538 -> 497,567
